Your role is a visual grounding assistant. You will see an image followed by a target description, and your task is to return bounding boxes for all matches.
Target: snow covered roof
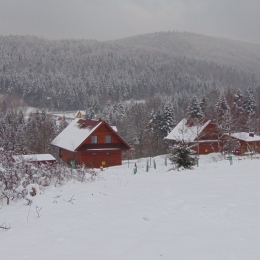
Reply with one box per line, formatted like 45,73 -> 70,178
75,110 -> 85,117
13,154 -> 56,163
111,126 -> 118,132
51,118 -> 102,151
223,132 -> 260,142
165,118 -> 211,142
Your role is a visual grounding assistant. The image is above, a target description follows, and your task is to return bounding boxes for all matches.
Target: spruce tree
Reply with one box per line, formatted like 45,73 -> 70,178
169,141 -> 197,169
243,87 -> 256,133
187,97 -> 204,120
161,105 -> 175,137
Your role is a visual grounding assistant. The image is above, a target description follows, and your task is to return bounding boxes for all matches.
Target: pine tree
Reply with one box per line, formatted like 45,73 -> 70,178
59,115 -> 68,133
243,87 -> 256,116
232,90 -> 245,131
199,96 -> 207,116
214,94 -> 231,132
101,100 -> 113,124
243,87 -> 256,132
169,141 -> 197,169
187,97 -> 204,120
233,91 -> 244,115
161,105 -> 175,137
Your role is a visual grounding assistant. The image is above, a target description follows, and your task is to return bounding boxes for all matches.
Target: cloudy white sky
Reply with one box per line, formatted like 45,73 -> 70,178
0,0 -> 259,43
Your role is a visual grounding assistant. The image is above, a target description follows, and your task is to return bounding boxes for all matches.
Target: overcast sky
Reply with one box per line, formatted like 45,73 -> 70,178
0,0 -> 259,43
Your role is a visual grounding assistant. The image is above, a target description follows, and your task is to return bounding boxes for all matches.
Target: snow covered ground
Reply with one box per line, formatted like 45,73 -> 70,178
1,153 -> 260,260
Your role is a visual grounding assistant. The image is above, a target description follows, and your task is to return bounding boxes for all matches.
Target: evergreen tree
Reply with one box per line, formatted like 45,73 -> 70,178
85,95 -> 100,120
101,100 -> 113,123
243,87 -> 256,132
24,111 -> 57,154
58,115 -> 69,133
169,141 -> 197,169
161,105 -> 175,137
187,97 -> 204,120
243,87 -> 256,116
199,96 -> 207,115
85,107 -> 95,120
232,90 -> 245,131
233,91 -> 244,115
214,94 -> 230,118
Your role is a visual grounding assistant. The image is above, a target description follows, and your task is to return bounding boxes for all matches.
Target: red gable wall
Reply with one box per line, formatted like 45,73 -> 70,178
59,120 -> 130,168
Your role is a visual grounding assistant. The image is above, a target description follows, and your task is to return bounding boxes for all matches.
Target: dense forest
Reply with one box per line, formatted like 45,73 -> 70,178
0,32 -> 260,159
0,32 -> 260,112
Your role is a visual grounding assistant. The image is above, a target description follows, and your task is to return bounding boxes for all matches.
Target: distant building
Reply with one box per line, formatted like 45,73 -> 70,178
221,132 -> 260,155
75,110 -> 85,119
13,154 -> 56,165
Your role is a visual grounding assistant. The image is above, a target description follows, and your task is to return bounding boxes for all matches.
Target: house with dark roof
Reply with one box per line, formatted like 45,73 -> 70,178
165,118 -> 220,155
51,118 -> 131,168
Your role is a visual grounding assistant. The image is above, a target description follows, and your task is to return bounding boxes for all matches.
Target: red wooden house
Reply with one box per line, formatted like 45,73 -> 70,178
221,132 -> 260,155
165,118 -> 221,155
51,118 -> 131,168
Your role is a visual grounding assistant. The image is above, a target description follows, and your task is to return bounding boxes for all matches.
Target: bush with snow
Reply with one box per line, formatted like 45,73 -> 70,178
0,150 -> 98,205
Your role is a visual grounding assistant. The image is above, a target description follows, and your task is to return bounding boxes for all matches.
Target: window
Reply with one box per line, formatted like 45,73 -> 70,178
105,135 -> 111,143
91,135 -> 98,143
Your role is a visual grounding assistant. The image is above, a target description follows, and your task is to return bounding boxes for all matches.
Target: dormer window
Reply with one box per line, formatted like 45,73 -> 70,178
91,135 -> 98,143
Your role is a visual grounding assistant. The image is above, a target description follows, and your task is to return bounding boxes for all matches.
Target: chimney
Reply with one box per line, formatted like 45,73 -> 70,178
249,132 -> 254,137
78,122 -> 85,129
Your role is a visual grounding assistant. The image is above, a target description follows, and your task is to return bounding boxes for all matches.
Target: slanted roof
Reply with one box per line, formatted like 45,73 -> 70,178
75,110 -> 85,117
223,132 -> 260,142
111,126 -> 118,132
51,119 -> 131,152
165,118 -> 211,142
13,154 -> 56,163
51,118 -> 102,151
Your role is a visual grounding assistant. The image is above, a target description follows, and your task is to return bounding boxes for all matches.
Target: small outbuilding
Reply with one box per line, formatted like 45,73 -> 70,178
51,118 -> 131,168
13,154 -> 56,165
75,110 -> 85,119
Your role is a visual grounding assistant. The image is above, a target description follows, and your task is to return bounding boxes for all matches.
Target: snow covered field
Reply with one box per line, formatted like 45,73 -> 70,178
1,154 -> 260,260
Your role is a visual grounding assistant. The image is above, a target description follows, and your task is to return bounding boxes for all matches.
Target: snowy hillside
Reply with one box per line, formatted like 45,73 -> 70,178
1,154 -> 260,259
0,33 -> 259,111
117,31 -> 260,75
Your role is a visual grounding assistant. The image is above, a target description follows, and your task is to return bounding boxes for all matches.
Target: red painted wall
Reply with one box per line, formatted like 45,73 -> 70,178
60,122 -> 126,168
80,150 -> 122,168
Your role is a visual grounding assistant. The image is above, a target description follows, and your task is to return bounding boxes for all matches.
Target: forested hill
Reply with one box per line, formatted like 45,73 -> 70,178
0,32 -> 259,111
116,32 -> 260,75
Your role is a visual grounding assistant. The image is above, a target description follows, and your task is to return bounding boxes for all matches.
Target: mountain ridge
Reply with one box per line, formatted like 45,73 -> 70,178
0,31 -> 259,110
115,31 -> 260,75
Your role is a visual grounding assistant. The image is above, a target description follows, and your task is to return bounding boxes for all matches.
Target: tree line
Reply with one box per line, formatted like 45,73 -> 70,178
0,85 -> 259,160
